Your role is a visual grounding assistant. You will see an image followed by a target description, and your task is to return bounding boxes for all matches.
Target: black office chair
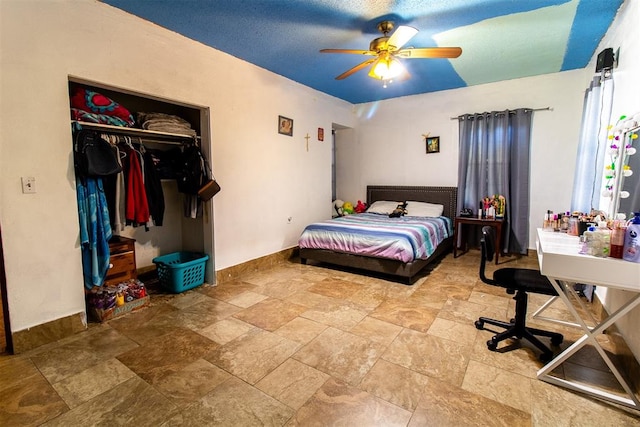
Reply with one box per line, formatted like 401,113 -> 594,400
475,226 -> 563,362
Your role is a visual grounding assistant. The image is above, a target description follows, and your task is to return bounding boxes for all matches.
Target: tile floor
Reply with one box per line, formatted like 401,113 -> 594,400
1,251 -> 640,426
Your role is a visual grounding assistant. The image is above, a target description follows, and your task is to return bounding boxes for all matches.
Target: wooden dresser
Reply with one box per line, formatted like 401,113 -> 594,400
104,236 -> 137,286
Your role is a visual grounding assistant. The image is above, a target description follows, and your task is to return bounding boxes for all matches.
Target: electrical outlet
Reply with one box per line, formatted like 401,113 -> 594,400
21,176 -> 36,194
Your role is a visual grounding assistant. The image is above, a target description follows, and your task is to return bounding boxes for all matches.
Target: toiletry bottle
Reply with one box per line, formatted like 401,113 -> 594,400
623,212 -> 640,263
594,221 -> 611,258
580,226 -> 597,255
560,212 -> 570,232
568,213 -> 579,236
610,220 -> 626,259
544,210 -> 554,231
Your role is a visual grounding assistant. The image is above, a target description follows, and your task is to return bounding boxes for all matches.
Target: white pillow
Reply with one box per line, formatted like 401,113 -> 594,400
405,201 -> 444,217
367,200 -> 402,215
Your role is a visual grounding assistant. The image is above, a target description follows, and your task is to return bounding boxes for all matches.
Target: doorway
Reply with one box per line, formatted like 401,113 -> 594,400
0,224 -> 13,353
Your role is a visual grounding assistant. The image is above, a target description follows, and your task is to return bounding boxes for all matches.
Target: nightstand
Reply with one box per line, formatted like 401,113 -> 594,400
453,216 -> 505,264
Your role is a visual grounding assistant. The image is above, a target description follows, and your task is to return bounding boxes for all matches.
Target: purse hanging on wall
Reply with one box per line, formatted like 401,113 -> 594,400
197,149 -> 221,201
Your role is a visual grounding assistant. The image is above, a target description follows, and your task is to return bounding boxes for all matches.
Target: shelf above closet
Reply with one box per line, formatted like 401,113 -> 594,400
72,120 -> 199,145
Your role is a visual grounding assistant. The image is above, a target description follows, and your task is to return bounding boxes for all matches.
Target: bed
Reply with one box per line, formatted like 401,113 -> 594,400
299,186 -> 458,284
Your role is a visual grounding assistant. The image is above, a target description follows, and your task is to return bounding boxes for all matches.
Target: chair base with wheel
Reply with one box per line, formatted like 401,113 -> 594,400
475,226 -> 563,362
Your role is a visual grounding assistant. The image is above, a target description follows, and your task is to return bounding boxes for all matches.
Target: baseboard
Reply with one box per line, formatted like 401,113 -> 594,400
9,248 -> 300,354
11,311 -> 86,354
215,247 -> 299,285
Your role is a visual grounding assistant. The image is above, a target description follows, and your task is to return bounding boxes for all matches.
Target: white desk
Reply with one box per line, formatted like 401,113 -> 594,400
536,229 -> 640,410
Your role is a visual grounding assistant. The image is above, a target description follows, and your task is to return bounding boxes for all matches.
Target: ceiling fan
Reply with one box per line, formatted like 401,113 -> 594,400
320,21 -> 462,83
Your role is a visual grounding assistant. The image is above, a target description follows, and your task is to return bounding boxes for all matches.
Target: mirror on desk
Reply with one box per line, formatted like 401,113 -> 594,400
607,122 -> 640,219
616,126 -> 640,217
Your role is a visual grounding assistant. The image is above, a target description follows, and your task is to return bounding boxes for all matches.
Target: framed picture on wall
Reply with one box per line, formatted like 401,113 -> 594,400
278,115 -> 293,136
426,136 -> 440,154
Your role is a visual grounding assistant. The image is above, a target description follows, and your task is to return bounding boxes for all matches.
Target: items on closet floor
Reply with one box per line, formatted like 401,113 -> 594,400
86,236 -> 150,323
86,278 -> 149,322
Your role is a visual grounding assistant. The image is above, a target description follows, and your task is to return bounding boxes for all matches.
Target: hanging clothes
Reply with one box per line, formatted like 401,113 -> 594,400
124,146 -> 150,227
77,177 -> 112,289
143,150 -> 165,226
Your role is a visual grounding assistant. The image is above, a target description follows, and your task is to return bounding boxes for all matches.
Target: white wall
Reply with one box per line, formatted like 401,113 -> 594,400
586,0 -> 640,361
0,0 -> 354,334
337,70 -> 586,250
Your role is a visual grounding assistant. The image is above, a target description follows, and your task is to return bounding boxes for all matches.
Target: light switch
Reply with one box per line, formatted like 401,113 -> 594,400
21,176 -> 36,194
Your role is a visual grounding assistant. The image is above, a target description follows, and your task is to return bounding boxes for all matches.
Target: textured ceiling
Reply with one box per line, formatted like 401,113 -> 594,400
102,0 -> 623,104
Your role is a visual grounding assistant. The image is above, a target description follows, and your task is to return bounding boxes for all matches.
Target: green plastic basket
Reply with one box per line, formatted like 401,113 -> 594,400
152,252 -> 209,293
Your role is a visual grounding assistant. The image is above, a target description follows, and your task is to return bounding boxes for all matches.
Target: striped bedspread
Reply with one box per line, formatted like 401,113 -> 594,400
298,213 -> 453,263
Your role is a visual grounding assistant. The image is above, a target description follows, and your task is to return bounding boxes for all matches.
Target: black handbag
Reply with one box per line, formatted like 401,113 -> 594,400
74,130 -> 122,177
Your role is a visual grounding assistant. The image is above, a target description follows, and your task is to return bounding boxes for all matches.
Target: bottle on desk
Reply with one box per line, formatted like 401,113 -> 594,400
580,225 -> 610,257
580,226 -> 597,255
560,212 -> 570,233
610,220 -> 626,259
568,213 -> 580,236
594,222 -> 611,258
623,212 -> 640,263
543,210 -> 554,231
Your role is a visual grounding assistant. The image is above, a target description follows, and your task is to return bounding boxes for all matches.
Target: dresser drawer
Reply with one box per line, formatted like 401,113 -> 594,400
108,251 -> 136,276
103,237 -> 137,286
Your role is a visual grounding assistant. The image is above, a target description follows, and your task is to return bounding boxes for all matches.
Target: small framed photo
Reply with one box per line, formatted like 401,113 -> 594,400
426,136 -> 440,154
278,115 -> 293,136
318,127 -> 324,141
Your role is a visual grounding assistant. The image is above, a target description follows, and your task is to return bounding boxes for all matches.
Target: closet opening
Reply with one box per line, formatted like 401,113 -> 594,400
68,77 -> 215,319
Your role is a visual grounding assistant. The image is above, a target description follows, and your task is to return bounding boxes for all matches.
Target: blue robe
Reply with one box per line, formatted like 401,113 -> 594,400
77,177 -> 112,289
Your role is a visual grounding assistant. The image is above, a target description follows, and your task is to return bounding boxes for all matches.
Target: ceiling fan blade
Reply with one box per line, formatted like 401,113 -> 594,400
387,25 -> 418,50
335,58 -> 377,80
396,47 -> 462,58
320,48 -> 376,55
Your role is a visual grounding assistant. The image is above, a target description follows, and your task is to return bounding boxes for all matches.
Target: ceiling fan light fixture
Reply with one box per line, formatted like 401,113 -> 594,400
320,21 -> 461,81
372,57 -> 404,80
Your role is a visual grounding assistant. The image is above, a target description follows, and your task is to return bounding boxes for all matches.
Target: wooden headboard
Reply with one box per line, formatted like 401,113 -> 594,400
366,186 -> 458,219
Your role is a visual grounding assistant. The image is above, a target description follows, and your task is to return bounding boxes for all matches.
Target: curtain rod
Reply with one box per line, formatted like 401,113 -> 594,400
449,107 -> 552,120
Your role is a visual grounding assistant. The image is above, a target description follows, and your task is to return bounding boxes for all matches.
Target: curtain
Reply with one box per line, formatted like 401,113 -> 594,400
571,75 -> 613,213
457,109 -> 533,254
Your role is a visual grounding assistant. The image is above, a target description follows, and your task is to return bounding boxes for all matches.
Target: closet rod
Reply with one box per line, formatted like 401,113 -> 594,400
71,120 -> 199,145
114,136 -> 185,146
449,107 -> 552,120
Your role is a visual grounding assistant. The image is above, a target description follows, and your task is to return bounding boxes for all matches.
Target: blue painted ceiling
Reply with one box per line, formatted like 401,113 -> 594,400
102,0 -> 623,104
